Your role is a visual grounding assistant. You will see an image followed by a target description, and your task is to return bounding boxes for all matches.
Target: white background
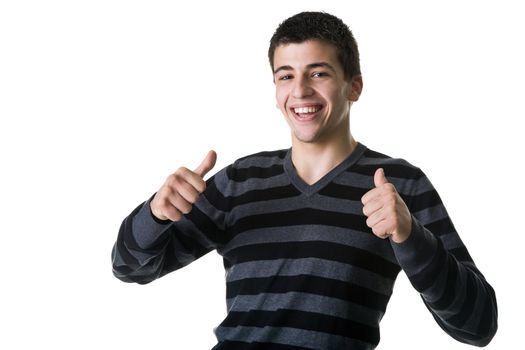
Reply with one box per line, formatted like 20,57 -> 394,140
1,0 -> 523,349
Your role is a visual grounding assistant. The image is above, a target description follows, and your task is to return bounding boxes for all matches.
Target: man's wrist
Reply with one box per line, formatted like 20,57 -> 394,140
391,216 -> 413,243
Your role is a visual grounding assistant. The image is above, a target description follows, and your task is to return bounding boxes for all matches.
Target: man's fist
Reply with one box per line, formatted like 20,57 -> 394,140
361,168 -> 412,243
150,150 -> 217,221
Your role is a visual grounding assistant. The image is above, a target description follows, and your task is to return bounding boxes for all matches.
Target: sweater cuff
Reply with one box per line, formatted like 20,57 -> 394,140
390,215 -> 439,277
131,194 -> 172,249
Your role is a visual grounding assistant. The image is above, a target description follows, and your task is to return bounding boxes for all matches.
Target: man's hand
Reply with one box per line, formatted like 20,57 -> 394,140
150,150 -> 217,221
361,168 -> 412,243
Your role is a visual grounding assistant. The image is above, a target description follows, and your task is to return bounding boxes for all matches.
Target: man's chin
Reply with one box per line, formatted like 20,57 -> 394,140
292,132 -> 321,145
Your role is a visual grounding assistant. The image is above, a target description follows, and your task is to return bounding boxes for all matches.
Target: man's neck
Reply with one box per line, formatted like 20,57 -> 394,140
291,134 -> 357,185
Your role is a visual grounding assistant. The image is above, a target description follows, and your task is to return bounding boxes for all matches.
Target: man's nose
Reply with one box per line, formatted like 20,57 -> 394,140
292,76 -> 313,98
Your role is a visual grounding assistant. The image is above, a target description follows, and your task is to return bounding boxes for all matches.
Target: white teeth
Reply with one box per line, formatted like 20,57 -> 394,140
294,106 -> 320,114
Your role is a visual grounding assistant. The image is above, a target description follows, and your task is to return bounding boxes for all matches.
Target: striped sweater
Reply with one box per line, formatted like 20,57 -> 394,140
112,142 -> 497,349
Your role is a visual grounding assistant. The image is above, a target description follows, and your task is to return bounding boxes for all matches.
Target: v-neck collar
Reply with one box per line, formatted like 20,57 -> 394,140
284,142 -> 367,196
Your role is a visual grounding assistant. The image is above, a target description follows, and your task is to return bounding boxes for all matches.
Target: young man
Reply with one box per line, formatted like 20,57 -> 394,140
112,12 -> 497,349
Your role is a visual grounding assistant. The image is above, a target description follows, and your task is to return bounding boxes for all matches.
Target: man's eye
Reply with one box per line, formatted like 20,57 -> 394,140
279,75 -> 292,81
312,72 -> 328,78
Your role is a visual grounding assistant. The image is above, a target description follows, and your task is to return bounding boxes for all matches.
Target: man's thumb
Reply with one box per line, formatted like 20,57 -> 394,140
194,150 -> 217,178
374,168 -> 389,187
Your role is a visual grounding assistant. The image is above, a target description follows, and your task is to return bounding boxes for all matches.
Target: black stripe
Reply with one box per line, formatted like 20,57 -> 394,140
231,185 -> 302,207
318,182 -> 368,201
169,228 -> 210,265
157,239 -> 184,277
213,340 -> 314,350
115,215 -> 140,268
113,203 -> 189,283
349,163 -> 423,180
185,205 -> 226,244
205,182 -> 301,212
428,256 -> 459,311
409,239 -> 447,292
477,285 -> 497,340
224,241 -> 400,280
362,149 -> 390,159
408,189 -> 443,212
228,208 -> 371,238
447,272 -> 478,328
319,183 -> 440,216
227,164 -> 285,182
449,246 -> 473,263
424,217 -> 456,237
220,309 -> 380,345
203,179 -> 232,212
226,275 -> 391,312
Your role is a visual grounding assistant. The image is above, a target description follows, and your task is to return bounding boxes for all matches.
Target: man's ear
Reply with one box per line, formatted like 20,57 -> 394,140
347,75 -> 363,102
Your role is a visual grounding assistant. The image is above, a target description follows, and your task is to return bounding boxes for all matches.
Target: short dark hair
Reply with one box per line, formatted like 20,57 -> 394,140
268,11 -> 361,81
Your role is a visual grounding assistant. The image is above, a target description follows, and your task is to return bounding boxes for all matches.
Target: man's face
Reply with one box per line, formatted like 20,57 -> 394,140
273,40 -> 361,145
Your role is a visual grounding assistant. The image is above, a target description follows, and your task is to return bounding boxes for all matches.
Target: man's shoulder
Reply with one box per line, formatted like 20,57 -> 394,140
232,148 -> 289,169
212,148 -> 289,186
357,144 -> 424,181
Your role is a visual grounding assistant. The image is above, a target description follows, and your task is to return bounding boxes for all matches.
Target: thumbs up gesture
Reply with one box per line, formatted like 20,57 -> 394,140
150,150 -> 217,221
361,168 -> 412,243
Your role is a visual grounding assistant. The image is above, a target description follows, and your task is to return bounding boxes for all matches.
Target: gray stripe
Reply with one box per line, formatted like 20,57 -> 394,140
226,258 -> 394,296
235,154 -> 286,169
413,204 -> 449,226
215,169 -> 291,197
334,169 -> 428,197
440,232 -> 465,251
214,326 -> 373,350
333,171 -> 372,188
131,200 -> 171,249
357,156 -> 410,166
227,194 -> 365,227
411,175 -> 436,195
220,225 -> 397,264
226,258 -> 394,295
111,245 -> 127,267
213,167 -> 232,194
355,156 -> 428,195
226,292 -> 383,327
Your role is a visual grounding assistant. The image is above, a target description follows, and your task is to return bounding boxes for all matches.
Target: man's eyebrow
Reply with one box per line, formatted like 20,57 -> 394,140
273,65 -> 293,75
273,62 -> 337,75
306,62 -> 337,73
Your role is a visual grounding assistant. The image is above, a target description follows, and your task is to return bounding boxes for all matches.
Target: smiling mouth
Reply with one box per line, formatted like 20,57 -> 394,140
291,105 -> 324,120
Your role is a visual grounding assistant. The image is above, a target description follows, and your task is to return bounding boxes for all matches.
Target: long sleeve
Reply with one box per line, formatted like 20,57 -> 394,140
391,169 -> 498,346
111,171 -> 229,284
